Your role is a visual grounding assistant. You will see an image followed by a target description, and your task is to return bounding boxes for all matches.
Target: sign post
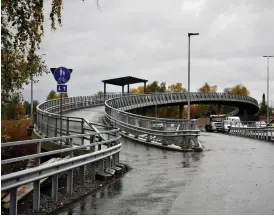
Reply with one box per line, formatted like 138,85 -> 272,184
51,67 -> 72,151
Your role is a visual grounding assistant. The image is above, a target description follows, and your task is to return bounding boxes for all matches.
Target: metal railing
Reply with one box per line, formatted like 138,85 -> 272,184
104,92 -> 259,148
1,91 -> 260,214
1,131 -> 122,215
2,94 -> 124,215
36,94 -> 124,142
104,94 -> 200,148
229,124 -> 274,141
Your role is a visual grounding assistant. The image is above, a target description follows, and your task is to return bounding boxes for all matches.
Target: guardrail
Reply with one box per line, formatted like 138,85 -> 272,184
1,94 -> 125,215
1,131 -> 122,215
229,120 -> 274,142
103,92 -> 258,149
104,94 -> 200,149
36,93 -> 123,142
229,125 -> 274,142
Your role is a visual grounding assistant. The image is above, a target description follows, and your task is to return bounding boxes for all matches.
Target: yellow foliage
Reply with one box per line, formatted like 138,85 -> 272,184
130,86 -> 144,94
231,84 -> 250,96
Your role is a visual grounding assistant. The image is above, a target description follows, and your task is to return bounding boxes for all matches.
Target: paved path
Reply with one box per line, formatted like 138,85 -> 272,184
55,107 -> 274,215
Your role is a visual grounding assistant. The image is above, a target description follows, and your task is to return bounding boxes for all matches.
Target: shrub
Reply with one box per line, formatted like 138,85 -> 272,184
1,119 -> 36,159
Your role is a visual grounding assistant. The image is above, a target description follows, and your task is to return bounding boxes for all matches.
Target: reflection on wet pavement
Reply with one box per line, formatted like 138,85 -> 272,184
56,107 -> 274,215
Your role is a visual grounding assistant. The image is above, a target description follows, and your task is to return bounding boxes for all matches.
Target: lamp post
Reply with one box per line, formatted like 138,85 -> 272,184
263,55 -> 273,124
30,53 -> 46,126
187,33 -> 199,120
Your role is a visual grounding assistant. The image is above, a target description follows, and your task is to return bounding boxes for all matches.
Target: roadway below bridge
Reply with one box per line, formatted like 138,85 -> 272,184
55,106 -> 274,215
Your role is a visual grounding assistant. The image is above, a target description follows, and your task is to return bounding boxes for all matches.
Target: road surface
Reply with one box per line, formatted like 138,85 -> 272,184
55,106 -> 274,214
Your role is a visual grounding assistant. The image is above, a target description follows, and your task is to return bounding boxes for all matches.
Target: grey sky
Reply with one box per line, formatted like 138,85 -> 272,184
23,0 -> 274,105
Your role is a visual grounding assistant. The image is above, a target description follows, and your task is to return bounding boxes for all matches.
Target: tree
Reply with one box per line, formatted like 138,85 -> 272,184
130,81 -> 166,94
97,91 -> 103,95
146,81 -> 159,93
2,94 -> 27,120
57,93 -> 68,98
1,0 -> 63,104
198,82 -> 217,93
130,86 -> 144,94
230,84 -> 250,96
168,83 -> 186,92
260,93 -> 267,115
23,101 -> 31,115
197,82 -> 218,115
46,90 -> 58,101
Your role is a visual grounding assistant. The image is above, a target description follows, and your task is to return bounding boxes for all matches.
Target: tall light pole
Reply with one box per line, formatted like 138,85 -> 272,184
263,55 -> 273,124
187,33 -> 199,120
30,53 -> 46,126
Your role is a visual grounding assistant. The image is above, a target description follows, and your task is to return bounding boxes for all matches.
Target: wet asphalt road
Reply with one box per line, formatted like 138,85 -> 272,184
56,107 -> 274,215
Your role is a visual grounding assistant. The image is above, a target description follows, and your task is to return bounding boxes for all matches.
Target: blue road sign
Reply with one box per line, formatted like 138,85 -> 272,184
54,67 -> 71,84
57,85 -> 67,93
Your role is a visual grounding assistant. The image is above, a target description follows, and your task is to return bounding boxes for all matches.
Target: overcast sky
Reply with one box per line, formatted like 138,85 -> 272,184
23,0 -> 274,105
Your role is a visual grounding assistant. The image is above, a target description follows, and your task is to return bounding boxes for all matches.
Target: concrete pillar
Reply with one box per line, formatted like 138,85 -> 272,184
127,84 -> 130,93
122,85 -> 124,95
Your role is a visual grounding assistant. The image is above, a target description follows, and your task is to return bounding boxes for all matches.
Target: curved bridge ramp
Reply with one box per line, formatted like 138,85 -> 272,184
107,92 -> 259,116
104,92 -> 259,151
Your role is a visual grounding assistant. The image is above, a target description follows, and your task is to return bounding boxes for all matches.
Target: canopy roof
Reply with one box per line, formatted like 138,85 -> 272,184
102,76 -> 148,86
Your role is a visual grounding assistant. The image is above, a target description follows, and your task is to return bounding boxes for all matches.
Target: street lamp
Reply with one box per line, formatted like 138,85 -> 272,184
263,55 -> 273,124
187,33 -> 199,120
30,53 -> 46,126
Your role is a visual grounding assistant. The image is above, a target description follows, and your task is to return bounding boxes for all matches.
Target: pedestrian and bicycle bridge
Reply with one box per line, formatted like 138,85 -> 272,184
1,90 -> 274,214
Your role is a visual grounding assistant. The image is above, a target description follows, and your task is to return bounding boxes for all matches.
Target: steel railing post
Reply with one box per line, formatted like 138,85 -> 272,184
81,119 -> 84,145
51,174 -> 58,201
67,138 -> 74,194
33,142 -> 41,211
66,117 -> 69,144
10,187 -> 18,215
79,165 -> 85,186
55,117 -> 58,137
90,135 -> 96,180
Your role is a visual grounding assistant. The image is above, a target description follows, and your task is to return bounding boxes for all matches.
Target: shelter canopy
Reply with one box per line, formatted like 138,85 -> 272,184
102,76 -> 148,94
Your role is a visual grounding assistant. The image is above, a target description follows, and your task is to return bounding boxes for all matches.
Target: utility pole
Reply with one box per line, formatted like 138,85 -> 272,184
263,55 -> 273,124
30,53 -> 46,126
187,33 -> 199,120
